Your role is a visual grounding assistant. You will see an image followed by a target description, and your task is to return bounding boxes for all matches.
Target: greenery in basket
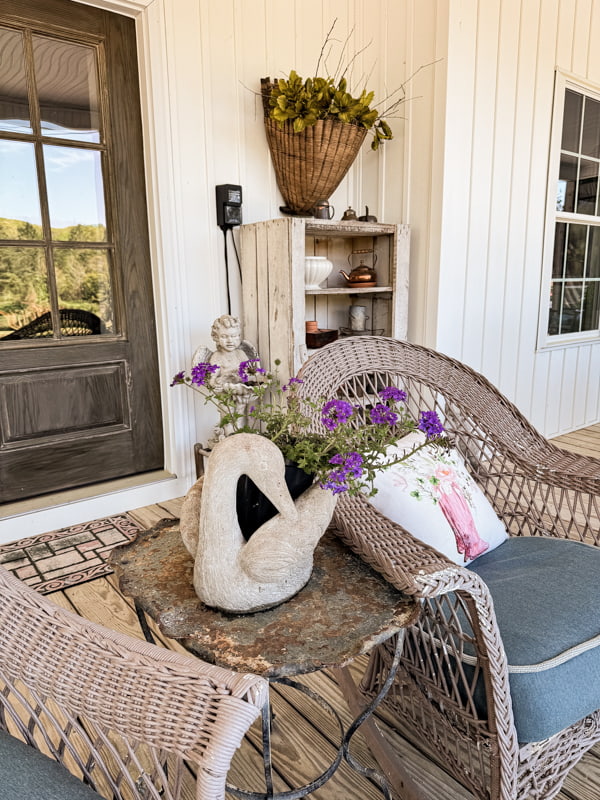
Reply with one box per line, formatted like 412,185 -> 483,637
269,70 -> 393,150
171,357 -> 446,497
267,21 -> 430,150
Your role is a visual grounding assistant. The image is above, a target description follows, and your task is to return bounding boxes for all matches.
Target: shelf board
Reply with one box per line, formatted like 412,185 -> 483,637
305,286 -> 393,295
304,220 -> 397,237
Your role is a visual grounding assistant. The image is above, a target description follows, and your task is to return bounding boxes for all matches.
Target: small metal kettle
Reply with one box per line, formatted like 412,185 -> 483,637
358,206 -> 377,222
338,252 -> 378,286
341,206 -> 357,221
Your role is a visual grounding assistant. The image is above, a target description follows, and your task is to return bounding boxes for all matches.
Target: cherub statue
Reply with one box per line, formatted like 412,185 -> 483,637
192,314 -> 259,445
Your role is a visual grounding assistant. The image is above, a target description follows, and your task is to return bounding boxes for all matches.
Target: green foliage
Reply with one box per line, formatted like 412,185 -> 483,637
172,360 -> 446,497
269,70 -> 393,150
0,219 -> 110,334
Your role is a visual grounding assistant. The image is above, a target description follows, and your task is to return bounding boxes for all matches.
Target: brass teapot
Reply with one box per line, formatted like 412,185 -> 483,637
339,252 -> 378,287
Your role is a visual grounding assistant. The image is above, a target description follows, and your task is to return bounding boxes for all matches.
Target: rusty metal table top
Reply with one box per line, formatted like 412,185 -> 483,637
109,519 -> 417,679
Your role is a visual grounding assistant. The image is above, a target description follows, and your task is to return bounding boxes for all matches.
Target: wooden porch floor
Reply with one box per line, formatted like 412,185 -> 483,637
46,424 -> 600,799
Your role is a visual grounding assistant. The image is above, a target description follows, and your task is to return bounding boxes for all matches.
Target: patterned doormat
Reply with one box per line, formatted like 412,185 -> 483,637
0,514 -> 145,595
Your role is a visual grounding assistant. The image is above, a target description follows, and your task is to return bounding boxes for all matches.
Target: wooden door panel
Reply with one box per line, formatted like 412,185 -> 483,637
0,434 -> 137,501
0,362 -> 130,445
0,0 -> 163,504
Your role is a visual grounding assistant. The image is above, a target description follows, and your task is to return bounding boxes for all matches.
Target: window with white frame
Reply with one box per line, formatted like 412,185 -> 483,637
543,74 -> 600,341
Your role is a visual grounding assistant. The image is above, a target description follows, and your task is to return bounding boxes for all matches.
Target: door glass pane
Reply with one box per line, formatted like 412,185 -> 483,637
558,153 -> 577,212
562,90 -> 582,153
565,224 -> 586,277
0,246 -> 51,339
43,145 -> 106,240
582,96 -> 600,158
0,27 -> 32,135
54,248 -> 113,335
577,158 -> 598,215
0,141 -> 43,237
32,36 -> 101,143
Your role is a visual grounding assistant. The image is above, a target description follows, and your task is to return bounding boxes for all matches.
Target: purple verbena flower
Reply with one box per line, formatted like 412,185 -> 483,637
379,386 -> 407,403
238,359 -> 266,382
321,399 -> 354,431
418,410 -> 445,439
369,403 -> 399,425
282,377 -> 304,391
320,451 -> 364,494
190,362 -> 219,387
170,370 -> 186,387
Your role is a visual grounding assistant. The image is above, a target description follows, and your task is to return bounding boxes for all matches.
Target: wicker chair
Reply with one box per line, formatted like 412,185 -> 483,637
2,308 -> 102,339
0,564 -> 268,800
296,335 -> 600,800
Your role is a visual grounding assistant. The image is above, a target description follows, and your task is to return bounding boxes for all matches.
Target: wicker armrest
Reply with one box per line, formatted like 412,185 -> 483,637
333,492 -> 461,596
471,438 -> 600,543
502,439 -> 600,493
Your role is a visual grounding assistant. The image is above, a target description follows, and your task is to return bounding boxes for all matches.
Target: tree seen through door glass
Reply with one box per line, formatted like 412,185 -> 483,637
0,247 -> 51,338
55,248 -> 113,335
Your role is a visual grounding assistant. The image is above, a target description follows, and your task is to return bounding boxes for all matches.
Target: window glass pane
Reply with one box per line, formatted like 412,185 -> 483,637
0,247 -> 51,339
33,36 -> 101,143
560,282 -> 582,333
0,27 -> 32,135
577,158 -> 598,215
548,282 -> 562,335
552,222 -> 566,278
558,154 -> 577,212
43,145 -> 106,240
565,224 -> 587,277
588,226 -> 600,279
582,96 -> 600,158
581,281 -> 600,331
54,248 -> 113,335
562,90 -> 583,153
0,141 -> 43,238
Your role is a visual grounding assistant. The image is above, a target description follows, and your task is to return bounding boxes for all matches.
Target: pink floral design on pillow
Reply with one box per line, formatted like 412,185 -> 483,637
390,448 -> 489,562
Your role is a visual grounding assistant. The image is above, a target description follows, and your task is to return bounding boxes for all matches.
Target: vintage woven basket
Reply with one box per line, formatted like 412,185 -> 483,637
261,78 -> 367,214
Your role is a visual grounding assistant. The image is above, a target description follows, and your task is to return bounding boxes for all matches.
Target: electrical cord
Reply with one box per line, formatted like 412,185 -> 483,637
228,227 -> 243,282
221,227 -> 232,314
220,226 -> 243,315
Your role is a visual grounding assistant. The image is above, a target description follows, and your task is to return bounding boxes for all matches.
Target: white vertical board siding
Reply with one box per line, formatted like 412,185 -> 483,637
435,0 -> 600,436
404,1 -> 448,348
158,0 -> 413,449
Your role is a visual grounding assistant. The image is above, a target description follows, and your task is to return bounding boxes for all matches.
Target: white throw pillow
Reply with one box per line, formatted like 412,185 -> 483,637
368,432 -> 508,565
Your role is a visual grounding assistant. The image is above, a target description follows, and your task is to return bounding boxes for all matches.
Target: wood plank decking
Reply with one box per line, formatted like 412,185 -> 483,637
37,424 -> 600,799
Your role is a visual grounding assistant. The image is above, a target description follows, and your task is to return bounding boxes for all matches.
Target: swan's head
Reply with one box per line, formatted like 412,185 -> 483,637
214,433 -> 298,520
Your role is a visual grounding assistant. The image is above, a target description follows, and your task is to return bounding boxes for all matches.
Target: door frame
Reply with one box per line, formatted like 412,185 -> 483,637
0,0 -> 195,541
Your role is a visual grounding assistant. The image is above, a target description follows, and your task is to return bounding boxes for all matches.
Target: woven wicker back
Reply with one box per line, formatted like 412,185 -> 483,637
0,565 -> 267,800
296,336 -> 600,543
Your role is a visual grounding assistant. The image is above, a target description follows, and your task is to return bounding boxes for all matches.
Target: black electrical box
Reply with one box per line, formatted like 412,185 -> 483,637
216,184 -> 243,228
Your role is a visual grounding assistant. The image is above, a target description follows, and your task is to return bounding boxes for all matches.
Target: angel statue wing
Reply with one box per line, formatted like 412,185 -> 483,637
191,344 -> 213,368
240,340 -> 260,362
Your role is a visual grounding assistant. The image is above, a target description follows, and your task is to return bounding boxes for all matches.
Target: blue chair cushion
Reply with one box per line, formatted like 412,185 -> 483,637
0,728 -> 99,799
468,536 -> 600,742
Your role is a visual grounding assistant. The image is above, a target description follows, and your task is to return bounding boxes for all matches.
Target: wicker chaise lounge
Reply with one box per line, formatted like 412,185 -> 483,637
296,335 -> 600,800
0,564 -> 268,800
2,308 -> 102,338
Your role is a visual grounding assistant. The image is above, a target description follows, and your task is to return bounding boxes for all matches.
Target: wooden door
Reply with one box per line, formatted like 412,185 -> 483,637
0,0 -> 163,503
